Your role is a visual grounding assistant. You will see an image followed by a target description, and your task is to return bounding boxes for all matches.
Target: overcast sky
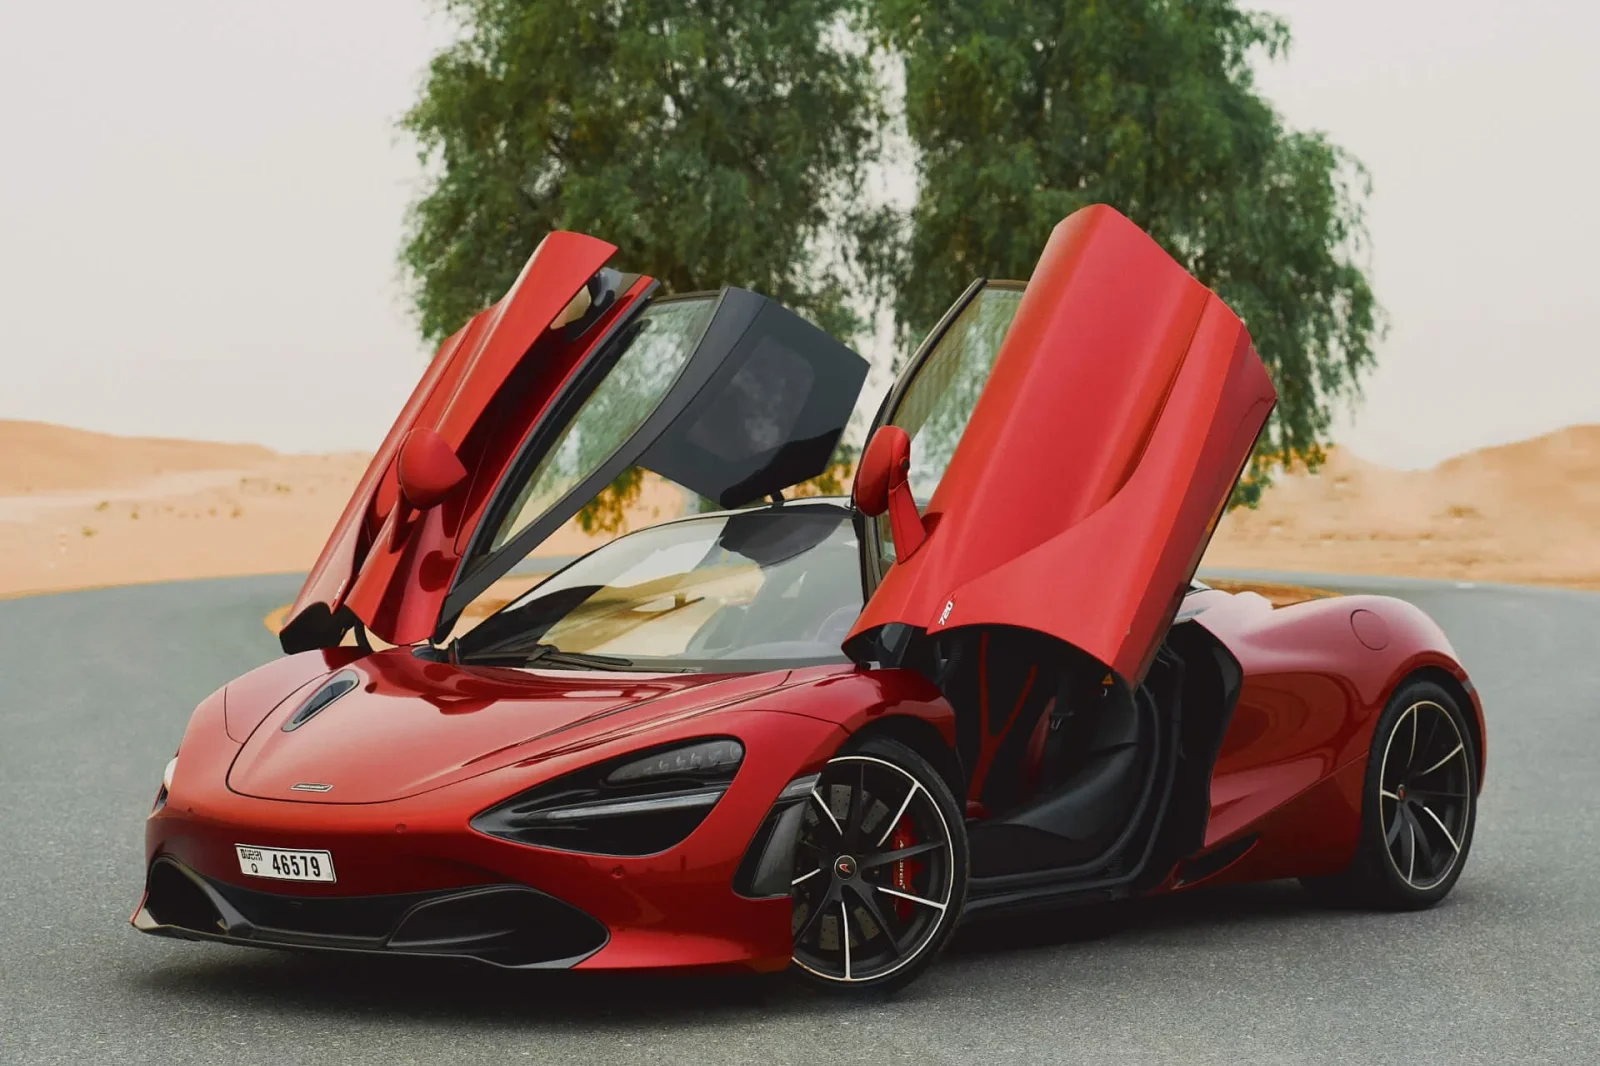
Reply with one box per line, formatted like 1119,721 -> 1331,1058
2,0 -> 1596,468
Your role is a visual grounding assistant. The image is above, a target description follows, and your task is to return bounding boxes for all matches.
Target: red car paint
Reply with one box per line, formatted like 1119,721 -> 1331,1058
284,231 -> 638,647
146,660 -> 963,972
1189,592 -> 1483,887
849,206 -> 1275,686
137,204 -> 1484,976
143,587 -> 1476,968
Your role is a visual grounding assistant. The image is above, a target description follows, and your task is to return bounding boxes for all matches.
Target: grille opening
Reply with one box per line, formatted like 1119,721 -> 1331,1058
210,878 -> 443,940
144,859 -> 226,934
389,887 -> 608,965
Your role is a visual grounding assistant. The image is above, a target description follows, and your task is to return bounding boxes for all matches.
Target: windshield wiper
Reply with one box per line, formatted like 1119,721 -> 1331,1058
465,640 -> 633,670
526,643 -> 634,669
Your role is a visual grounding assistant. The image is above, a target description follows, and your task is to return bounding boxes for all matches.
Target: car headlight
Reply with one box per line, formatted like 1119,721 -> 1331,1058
603,738 -> 744,785
471,738 -> 744,856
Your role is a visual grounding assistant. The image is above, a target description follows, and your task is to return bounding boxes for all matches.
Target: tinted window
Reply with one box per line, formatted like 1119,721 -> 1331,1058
642,296 -> 867,508
487,296 -> 717,553
878,285 -> 1023,564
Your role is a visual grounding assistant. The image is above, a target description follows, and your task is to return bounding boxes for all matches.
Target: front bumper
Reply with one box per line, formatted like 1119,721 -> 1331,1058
135,855 -> 609,967
137,707 -> 846,973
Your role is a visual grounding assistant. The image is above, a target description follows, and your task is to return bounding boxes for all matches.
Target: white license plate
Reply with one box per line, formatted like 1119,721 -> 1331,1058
235,844 -> 336,883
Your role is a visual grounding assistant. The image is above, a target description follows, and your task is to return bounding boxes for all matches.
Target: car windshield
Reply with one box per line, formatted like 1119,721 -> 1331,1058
457,506 -> 863,672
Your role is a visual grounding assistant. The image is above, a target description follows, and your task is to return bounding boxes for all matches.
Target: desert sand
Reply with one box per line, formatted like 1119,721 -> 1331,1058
1204,425 -> 1600,590
0,420 -> 687,600
2,418 -> 1596,603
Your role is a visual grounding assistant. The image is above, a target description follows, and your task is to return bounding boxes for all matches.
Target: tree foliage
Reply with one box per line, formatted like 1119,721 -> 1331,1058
401,0 -> 880,345
402,0 -> 1380,518
865,0 -> 1380,504
402,0 -> 882,531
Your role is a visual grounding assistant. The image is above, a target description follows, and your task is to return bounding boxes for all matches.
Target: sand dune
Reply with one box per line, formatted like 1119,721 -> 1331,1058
3,418 -> 1596,599
0,420 -> 685,597
1202,425 -> 1600,589
0,420 -> 274,496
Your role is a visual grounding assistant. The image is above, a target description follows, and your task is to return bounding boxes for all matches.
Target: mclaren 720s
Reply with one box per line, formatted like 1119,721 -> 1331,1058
134,205 -> 1484,993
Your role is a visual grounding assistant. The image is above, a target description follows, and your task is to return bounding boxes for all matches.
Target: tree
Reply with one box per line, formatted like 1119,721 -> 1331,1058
402,0 -> 883,532
865,0 -> 1380,505
402,0 -> 880,344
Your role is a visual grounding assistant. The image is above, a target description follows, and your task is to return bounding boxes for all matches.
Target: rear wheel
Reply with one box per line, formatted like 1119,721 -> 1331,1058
789,736 -> 968,994
1303,679 -> 1477,909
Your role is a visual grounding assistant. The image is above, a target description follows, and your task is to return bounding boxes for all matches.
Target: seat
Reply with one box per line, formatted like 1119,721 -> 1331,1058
1007,689 -> 1153,864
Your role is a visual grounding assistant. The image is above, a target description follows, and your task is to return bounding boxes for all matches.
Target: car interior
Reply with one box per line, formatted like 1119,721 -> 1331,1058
869,585 -> 1241,892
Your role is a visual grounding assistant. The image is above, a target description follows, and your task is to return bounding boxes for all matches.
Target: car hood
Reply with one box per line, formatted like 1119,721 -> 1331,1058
225,648 -> 790,804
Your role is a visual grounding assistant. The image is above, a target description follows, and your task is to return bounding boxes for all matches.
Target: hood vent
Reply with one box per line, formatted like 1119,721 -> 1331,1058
283,671 -> 360,732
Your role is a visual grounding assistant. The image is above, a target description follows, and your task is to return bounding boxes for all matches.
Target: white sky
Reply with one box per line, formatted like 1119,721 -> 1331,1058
1,1 -> 1596,468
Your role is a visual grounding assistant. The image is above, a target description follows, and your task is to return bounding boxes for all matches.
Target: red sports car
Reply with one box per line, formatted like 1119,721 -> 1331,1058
134,205 -> 1484,993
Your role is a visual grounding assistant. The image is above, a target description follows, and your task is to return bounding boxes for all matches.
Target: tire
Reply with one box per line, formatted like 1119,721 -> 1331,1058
1302,678 -> 1478,910
788,735 -> 969,995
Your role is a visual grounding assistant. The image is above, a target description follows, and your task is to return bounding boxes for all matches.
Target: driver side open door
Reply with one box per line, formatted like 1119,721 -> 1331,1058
282,234 -> 867,653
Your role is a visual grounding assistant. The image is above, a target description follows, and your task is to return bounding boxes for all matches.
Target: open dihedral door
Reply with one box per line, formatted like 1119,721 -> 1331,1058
282,232 -> 868,653
848,204 -> 1275,686
845,206 -> 1275,871
281,231 -> 626,652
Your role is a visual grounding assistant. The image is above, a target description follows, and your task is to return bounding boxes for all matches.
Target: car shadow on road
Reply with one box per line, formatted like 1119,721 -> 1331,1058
129,879 -> 1331,1025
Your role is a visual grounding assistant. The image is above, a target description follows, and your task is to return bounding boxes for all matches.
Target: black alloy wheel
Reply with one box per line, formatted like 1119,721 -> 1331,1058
1378,697 -> 1474,890
1303,678 -> 1478,909
789,737 -> 968,993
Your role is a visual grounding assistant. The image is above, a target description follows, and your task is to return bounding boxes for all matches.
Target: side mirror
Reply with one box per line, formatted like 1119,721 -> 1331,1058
853,425 -> 926,558
396,427 -> 467,511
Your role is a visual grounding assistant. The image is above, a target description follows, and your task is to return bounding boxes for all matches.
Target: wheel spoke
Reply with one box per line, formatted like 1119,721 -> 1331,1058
1405,806 -> 1440,878
810,788 -> 844,840
1385,802 -> 1406,846
1415,706 -> 1444,768
1399,818 -> 1417,882
791,868 -> 822,887
1408,787 -> 1466,804
794,883 -> 837,946
1408,704 -> 1419,764
863,839 -> 946,869
840,900 -> 852,981
1380,789 -> 1400,801
846,881 -> 903,959
1420,803 -> 1462,854
876,884 -> 947,913
844,762 -> 867,846
1415,742 -> 1464,778
875,780 -> 921,848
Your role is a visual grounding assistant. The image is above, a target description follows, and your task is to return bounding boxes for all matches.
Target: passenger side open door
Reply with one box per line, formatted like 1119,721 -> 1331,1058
847,205 -> 1276,687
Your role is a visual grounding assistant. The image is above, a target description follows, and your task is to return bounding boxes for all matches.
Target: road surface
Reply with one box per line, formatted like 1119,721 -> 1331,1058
1,572 -> 1595,1064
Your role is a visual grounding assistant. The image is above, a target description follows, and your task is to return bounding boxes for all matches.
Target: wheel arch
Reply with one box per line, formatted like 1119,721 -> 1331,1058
847,715 -> 967,809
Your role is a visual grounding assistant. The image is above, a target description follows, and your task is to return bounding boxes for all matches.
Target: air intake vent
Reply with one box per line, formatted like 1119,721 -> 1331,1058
283,670 -> 360,732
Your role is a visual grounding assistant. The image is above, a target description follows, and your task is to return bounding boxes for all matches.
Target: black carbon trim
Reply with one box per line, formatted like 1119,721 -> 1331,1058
135,857 -> 608,969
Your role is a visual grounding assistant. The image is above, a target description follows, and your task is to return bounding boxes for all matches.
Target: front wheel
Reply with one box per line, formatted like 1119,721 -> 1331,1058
789,736 -> 969,994
1303,679 -> 1478,909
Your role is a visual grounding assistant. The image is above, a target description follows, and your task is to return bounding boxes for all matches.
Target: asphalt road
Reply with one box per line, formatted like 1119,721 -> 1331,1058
1,572 -> 1596,1065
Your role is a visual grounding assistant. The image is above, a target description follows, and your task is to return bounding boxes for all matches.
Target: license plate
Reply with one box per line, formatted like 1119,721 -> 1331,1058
235,844 -> 336,883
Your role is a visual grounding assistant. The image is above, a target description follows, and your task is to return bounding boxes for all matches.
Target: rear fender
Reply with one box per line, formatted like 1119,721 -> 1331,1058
1195,592 -> 1478,861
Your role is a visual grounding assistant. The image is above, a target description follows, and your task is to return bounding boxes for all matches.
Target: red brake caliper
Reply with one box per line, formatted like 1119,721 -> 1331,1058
890,816 -> 921,921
